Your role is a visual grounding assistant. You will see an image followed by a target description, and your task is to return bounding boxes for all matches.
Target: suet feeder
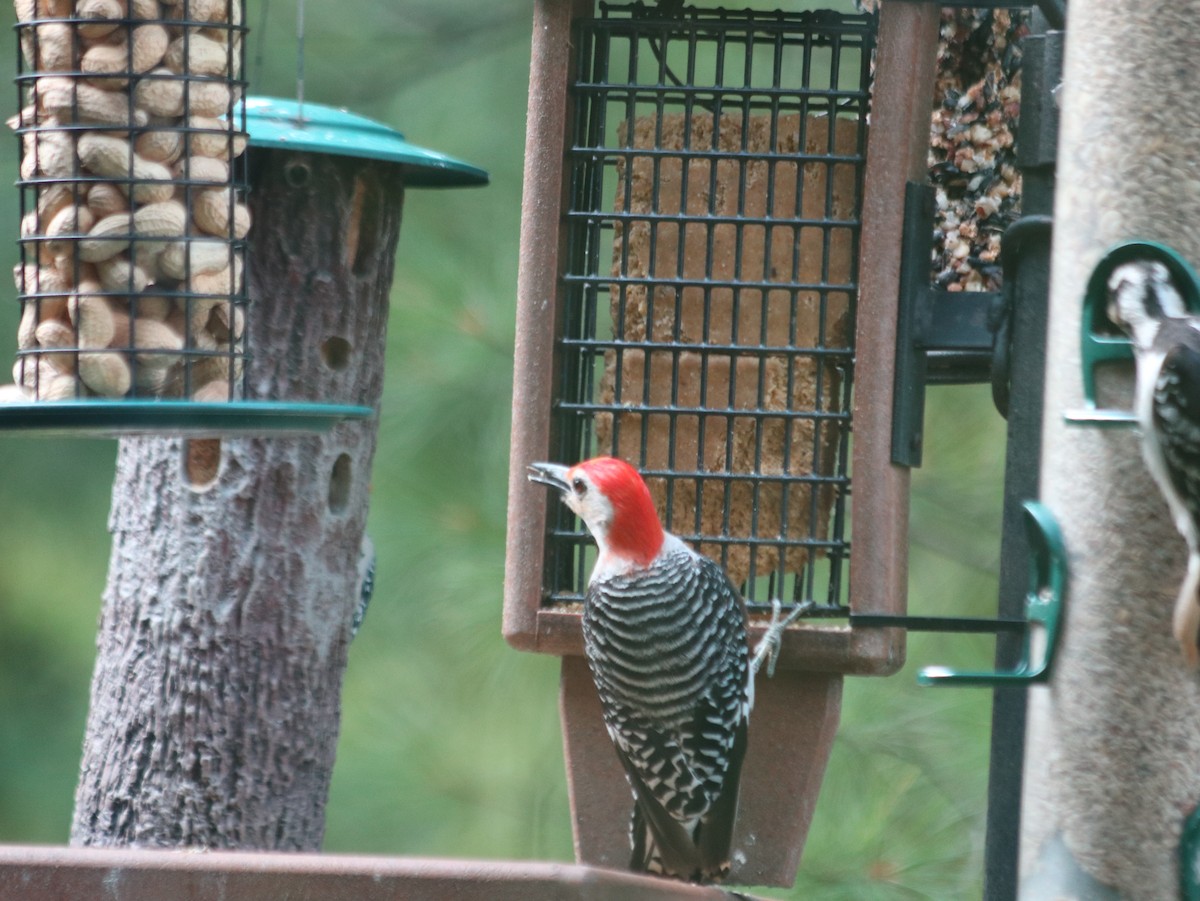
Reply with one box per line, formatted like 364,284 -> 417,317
504,0 -> 940,886
0,4 -> 482,435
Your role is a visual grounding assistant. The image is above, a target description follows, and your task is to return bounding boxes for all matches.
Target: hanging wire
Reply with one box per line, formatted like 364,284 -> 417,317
253,0 -> 271,90
250,0 -> 307,120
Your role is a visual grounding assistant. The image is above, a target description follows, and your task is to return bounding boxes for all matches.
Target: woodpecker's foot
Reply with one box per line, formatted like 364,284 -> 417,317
752,599 -> 812,678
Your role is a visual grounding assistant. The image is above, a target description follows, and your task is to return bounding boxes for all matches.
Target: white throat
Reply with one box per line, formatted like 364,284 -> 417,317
589,532 -> 688,583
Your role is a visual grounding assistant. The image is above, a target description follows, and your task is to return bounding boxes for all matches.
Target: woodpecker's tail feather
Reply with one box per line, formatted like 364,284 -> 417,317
625,729 -> 746,885
630,803 -> 729,884
627,784 -> 708,882
1173,555 -> 1200,667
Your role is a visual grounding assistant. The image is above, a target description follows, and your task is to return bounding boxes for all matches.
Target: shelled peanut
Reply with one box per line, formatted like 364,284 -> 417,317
6,0 -> 250,403
10,266 -> 245,399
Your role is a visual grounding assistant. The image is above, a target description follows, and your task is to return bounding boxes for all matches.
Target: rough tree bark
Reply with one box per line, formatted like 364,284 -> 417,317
70,150 -> 405,849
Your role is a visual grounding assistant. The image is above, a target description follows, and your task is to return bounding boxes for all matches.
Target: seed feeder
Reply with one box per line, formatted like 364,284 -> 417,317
11,4 -> 489,870
504,1 -> 938,886
61,89 -> 487,854
0,4 -> 482,435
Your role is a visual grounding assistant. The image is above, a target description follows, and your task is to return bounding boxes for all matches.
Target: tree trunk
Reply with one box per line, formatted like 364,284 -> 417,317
70,150 -> 405,849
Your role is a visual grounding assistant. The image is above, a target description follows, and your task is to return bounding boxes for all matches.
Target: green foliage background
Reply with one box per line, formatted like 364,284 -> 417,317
0,3 -> 1008,897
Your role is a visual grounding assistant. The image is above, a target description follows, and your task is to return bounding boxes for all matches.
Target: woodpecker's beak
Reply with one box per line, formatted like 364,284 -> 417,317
527,461 -> 571,493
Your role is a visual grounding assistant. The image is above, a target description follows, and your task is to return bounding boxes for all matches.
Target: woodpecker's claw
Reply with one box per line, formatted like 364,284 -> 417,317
752,599 -> 812,678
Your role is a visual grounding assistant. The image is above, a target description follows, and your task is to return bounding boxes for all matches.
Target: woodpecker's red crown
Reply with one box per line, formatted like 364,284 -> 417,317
569,456 -> 665,567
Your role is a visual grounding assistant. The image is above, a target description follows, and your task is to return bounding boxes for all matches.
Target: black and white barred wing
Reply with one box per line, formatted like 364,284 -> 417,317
1154,340 -> 1200,531
583,548 -> 750,881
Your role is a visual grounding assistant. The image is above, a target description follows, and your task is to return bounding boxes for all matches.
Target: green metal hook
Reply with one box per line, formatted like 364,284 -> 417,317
1181,803 -> 1200,900
918,501 -> 1066,687
1065,239 -> 1200,427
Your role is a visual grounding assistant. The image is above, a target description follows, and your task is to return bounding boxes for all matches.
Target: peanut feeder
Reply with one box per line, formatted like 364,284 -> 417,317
9,0 -> 250,403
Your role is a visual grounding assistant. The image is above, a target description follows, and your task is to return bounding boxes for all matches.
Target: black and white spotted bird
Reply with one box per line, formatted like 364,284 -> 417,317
1108,259 -> 1200,665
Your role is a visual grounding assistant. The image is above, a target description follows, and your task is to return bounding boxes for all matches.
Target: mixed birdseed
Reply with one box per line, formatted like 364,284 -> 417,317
928,10 -> 1029,292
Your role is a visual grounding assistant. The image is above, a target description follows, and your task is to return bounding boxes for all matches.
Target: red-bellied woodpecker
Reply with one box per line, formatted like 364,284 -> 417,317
528,456 -> 800,882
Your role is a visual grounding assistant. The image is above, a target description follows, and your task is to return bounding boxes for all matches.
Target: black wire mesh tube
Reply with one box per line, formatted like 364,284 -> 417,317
546,3 -> 873,614
9,0 -> 249,402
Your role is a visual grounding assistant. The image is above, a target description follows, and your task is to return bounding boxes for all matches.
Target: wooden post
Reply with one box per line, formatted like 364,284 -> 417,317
70,150 -> 402,848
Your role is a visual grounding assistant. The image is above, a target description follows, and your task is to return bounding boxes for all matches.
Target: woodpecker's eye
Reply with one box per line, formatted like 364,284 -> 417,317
572,477 -> 587,496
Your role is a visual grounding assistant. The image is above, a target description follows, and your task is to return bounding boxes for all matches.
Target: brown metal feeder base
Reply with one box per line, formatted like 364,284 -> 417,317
560,656 -> 842,888
0,844 -> 759,900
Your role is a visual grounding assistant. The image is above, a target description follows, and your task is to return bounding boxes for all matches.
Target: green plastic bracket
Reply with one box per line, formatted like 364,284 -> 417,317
1182,803 -> 1200,900
918,501 -> 1066,687
1064,239 -> 1200,427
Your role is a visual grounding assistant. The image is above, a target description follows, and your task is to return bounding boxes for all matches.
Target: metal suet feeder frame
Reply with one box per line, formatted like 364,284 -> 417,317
2,6 -> 482,437
506,0 -> 917,675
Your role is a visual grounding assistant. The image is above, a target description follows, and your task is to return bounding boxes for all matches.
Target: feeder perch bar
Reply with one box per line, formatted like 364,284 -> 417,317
918,500 -> 1066,687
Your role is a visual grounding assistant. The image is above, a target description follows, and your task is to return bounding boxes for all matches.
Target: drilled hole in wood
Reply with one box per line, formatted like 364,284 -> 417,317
329,453 -> 352,513
320,336 -> 351,370
284,160 -> 311,188
184,439 -> 221,490
351,173 -> 382,277
345,176 -> 366,269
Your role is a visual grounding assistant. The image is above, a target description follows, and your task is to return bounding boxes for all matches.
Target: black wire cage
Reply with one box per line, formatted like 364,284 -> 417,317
549,3 -> 871,616
2,1 -> 375,433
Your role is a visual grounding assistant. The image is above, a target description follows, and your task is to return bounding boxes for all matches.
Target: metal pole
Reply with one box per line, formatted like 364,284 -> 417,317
982,17 -> 1059,901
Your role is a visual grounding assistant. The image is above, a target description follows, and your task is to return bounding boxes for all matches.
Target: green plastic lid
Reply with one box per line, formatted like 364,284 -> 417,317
240,96 -> 489,188
0,399 -> 373,437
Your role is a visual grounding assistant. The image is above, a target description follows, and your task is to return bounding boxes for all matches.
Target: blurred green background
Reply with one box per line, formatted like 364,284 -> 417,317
0,2 -> 1008,898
